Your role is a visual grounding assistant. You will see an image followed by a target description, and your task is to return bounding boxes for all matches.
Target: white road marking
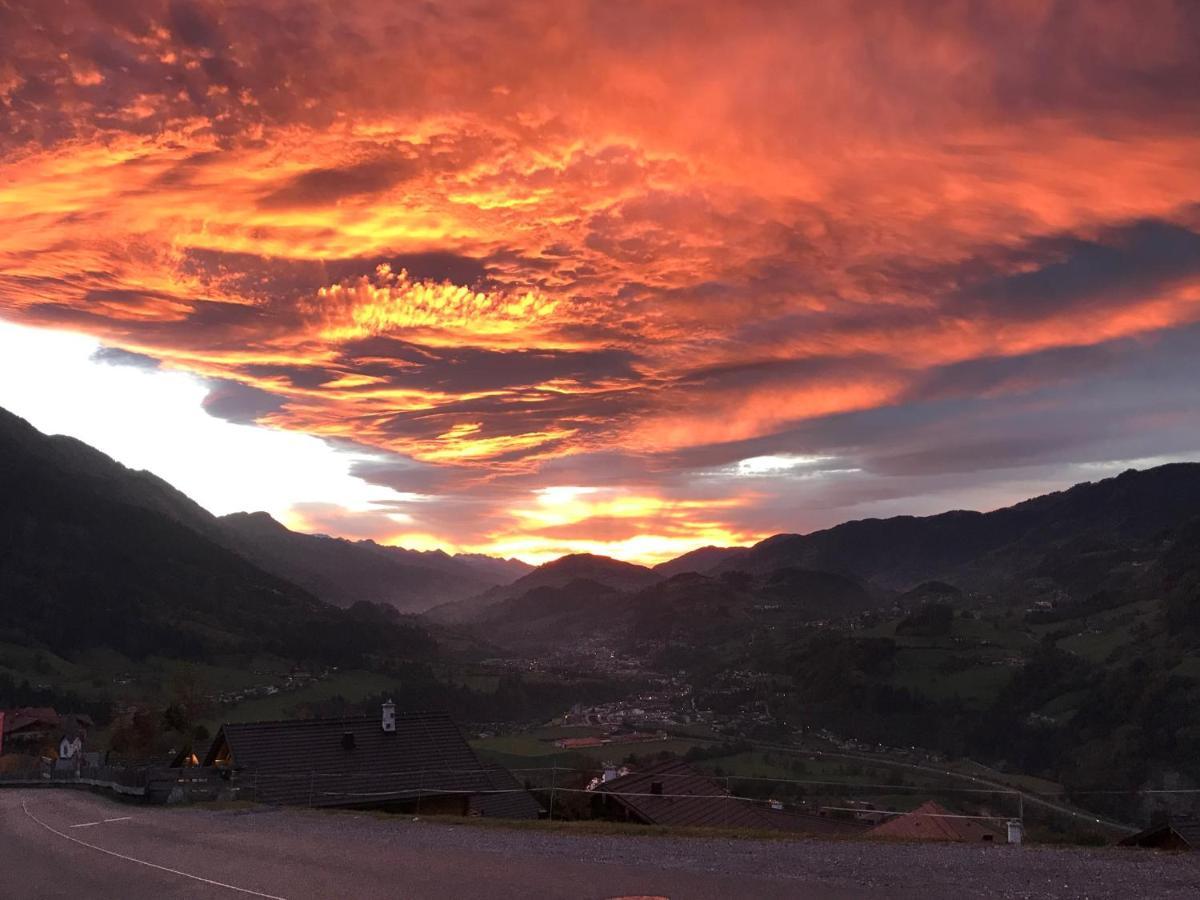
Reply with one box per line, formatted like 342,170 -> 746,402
21,800 -> 288,899
70,816 -> 133,828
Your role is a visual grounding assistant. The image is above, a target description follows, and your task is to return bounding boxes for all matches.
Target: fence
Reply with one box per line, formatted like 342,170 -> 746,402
210,762 -> 1032,838
0,761 -> 223,803
6,758 -> 1186,839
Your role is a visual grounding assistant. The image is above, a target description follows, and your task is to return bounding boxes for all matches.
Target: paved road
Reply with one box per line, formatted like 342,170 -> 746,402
3,790 -> 1198,899
0,789 -> 884,899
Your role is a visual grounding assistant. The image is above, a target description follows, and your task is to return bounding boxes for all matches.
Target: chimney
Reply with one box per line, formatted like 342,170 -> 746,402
381,700 -> 396,733
1007,819 -> 1024,845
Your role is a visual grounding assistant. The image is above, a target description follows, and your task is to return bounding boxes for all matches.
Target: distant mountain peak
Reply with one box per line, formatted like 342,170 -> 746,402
220,510 -> 288,532
539,552 -> 651,572
653,545 -> 749,577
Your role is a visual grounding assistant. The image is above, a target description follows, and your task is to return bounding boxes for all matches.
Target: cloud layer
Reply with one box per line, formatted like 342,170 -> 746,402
2,0 -> 1200,561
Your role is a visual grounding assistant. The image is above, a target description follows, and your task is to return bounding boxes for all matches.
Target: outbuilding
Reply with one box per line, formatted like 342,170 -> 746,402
1119,817 -> 1200,851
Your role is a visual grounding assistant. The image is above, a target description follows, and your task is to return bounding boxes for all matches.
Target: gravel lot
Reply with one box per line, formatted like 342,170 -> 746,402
4,789 -> 1199,899
280,809 -> 1200,899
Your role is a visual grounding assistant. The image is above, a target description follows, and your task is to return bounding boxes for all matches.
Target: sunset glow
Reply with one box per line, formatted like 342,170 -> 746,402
2,1 -> 1200,562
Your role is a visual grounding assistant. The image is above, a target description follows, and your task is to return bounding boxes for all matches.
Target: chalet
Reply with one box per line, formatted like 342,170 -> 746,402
170,738 -> 213,769
1119,816 -> 1200,851
594,758 -> 866,835
203,701 -> 541,819
867,800 -> 1005,843
0,708 -> 93,756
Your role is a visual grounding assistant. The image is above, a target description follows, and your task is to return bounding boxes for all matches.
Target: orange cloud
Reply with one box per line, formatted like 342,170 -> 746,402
3,0 -> 1200,561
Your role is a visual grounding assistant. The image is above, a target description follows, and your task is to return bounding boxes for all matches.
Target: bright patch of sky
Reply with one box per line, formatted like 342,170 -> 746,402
734,454 -> 854,476
0,318 -> 413,526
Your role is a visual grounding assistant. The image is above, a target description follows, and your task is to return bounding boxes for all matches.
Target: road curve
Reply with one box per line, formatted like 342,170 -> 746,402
0,789 -> 874,900
3,789 -> 1196,899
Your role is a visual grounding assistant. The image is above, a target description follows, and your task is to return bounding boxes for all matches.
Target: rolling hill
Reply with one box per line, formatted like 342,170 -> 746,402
424,553 -> 662,624
652,545 -> 748,578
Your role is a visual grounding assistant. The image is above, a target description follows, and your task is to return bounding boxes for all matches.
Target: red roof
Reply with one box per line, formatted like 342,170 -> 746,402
868,801 -> 1004,842
556,737 -> 605,749
2,707 -> 60,733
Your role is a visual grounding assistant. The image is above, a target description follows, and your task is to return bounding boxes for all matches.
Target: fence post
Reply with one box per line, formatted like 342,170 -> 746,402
549,762 -> 557,823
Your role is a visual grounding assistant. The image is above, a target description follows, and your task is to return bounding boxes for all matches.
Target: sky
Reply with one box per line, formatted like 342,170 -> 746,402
1,1 -> 1199,565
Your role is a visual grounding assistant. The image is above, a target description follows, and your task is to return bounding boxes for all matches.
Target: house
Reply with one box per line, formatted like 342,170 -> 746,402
867,800 -> 1005,843
203,701 -> 541,818
1119,817 -> 1200,851
594,758 -> 866,835
170,738 -> 213,768
0,707 -> 61,753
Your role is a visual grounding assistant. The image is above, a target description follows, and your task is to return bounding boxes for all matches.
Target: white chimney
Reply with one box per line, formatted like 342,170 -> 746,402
382,700 -> 396,733
1007,819 -> 1024,845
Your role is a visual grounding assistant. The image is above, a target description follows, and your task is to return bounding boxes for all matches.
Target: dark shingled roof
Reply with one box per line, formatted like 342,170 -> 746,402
204,710 -> 537,816
470,764 -> 544,820
596,759 -> 859,834
1120,817 -> 1200,850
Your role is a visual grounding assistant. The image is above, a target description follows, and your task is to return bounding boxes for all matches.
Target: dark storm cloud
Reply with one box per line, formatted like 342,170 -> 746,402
90,346 -> 161,369
957,220 -> 1200,319
257,156 -> 423,209
178,249 -> 492,300
340,337 -> 644,394
349,454 -> 458,496
905,342 -> 1129,403
167,0 -> 224,50
201,378 -> 287,425
664,322 -> 1200,481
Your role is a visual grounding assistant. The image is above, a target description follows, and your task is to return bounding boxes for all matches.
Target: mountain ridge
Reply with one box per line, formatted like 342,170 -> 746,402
0,406 -> 432,667
0,408 -> 526,615
704,464 -> 1200,594
218,511 -> 525,613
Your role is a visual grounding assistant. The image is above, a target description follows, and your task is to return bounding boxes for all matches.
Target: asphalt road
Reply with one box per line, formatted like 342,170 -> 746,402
3,789 -> 1198,900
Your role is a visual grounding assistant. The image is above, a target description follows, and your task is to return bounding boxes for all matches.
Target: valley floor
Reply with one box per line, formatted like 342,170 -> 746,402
3,789 -> 1198,899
